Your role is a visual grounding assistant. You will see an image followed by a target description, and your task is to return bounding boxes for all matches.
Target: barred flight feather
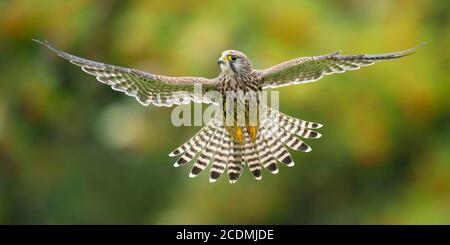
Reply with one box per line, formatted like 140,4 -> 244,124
33,39 -> 220,108
261,43 -> 423,89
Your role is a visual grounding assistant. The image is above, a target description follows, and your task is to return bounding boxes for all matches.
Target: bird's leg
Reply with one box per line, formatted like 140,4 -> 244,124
234,127 -> 244,144
226,126 -> 244,144
247,126 -> 258,142
246,107 -> 259,142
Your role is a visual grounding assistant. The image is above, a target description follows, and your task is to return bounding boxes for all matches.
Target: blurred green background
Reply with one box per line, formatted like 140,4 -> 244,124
0,0 -> 449,224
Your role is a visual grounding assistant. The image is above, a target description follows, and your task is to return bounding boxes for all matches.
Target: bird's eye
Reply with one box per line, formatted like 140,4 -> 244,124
228,55 -> 237,61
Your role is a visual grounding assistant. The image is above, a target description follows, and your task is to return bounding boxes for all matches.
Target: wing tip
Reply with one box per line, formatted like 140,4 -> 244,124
415,41 -> 427,50
365,42 -> 426,60
395,41 -> 426,58
31,38 -> 47,45
32,38 -> 70,60
32,38 -> 56,52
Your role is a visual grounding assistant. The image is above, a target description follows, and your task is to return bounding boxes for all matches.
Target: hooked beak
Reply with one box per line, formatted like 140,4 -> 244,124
217,56 -> 227,65
217,55 -> 236,73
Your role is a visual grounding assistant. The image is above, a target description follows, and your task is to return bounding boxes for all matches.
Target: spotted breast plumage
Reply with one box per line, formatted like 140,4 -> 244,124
34,39 -> 423,183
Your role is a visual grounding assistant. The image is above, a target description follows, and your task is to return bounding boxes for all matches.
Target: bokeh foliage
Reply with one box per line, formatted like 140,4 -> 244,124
0,0 -> 449,224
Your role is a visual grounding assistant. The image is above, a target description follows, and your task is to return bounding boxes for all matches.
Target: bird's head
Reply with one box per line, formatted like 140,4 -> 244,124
217,50 -> 252,74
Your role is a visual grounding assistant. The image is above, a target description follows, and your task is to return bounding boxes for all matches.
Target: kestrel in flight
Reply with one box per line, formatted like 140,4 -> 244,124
34,39 -> 423,183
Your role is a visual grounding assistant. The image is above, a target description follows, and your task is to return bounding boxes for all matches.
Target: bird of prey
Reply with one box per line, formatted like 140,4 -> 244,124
34,39 -> 423,183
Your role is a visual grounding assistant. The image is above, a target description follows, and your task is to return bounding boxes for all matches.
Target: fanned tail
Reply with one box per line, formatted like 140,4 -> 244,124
169,107 -> 323,183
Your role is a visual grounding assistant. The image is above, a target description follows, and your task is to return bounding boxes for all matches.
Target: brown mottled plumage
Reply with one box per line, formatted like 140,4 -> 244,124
34,39 -> 423,183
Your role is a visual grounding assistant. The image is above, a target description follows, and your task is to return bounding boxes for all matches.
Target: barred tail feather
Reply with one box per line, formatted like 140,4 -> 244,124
228,139 -> 243,183
256,126 -> 279,174
189,126 -> 222,177
209,127 -> 230,182
243,130 -> 263,180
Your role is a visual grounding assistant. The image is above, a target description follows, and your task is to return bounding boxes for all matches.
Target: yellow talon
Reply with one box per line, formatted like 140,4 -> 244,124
247,126 -> 257,142
235,127 -> 244,145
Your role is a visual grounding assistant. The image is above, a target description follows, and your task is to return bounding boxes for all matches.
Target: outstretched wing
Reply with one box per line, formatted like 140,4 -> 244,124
34,39 -> 221,107
259,43 -> 424,89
